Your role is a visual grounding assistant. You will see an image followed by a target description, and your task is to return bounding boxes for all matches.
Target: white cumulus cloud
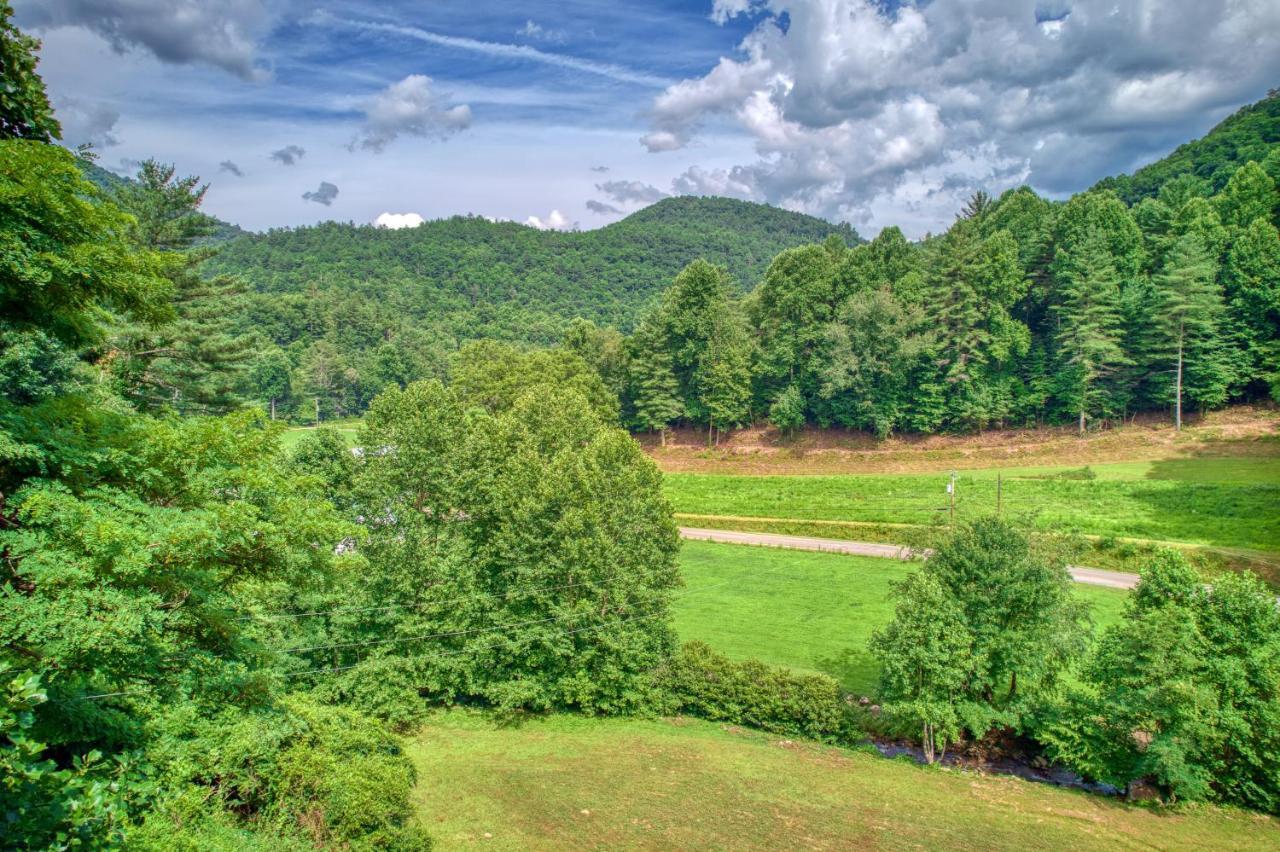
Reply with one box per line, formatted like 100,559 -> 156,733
525,209 -> 574,230
374,211 -> 425,229
353,75 -> 472,153
644,0 -> 1280,234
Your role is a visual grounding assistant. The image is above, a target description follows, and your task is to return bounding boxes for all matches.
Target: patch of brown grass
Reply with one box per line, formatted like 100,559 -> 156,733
644,405 -> 1280,475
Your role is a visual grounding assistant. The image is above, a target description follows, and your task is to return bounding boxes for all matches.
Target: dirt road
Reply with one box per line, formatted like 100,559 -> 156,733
678,527 -> 1141,590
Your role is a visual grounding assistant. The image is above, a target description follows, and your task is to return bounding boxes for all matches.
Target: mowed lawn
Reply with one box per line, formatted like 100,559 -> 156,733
664,455 -> 1280,553
406,711 -> 1279,851
673,540 -> 1127,695
278,421 -> 360,451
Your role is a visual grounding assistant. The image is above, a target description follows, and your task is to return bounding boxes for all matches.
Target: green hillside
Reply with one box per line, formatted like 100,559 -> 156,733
205,196 -> 857,346
1095,90 -> 1280,203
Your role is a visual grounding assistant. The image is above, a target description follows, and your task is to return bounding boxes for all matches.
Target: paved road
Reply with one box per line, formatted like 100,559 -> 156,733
678,527 -> 1141,591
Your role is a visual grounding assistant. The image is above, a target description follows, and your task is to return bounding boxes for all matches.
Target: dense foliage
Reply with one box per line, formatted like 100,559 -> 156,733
657,641 -> 855,742
613,100 -> 1279,436
870,519 -> 1088,763
1039,551 -> 1280,810
0,23 -> 681,845
205,197 -> 855,421
1096,93 -> 1280,204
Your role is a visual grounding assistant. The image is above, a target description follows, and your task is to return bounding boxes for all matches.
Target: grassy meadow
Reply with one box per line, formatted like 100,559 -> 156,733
674,540 -> 1126,694
406,711 -> 1279,851
278,419 -> 361,451
663,457 -> 1280,552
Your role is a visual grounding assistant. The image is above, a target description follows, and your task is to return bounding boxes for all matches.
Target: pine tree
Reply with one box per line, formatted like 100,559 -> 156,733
105,160 -> 252,413
1052,228 -> 1130,433
1151,234 -> 1225,430
631,344 -> 683,444
922,221 -> 1029,430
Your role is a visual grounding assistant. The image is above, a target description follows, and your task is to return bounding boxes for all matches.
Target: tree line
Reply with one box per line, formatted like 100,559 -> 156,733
588,151 -> 1279,440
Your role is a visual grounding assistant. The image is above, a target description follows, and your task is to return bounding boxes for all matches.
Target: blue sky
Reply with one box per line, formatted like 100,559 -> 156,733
15,1 -> 1280,236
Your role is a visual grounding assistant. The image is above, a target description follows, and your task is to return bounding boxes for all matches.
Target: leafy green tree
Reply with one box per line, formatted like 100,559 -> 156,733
1,668 -> 139,849
833,225 -> 923,302
294,340 -> 360,422
289,426 -> 357,514
343,381 -> 680,716
750,243 -> 841,411
819,287 -> 932,437
1216,161 -> 1277,230
1042,551 -> 1280,810
0,141 -> 168,350
247,345 -> 293,419
1222,217 -> 1280,399
1150,234 -> 1228,428
768,384 -> 805,437
870,572 -> 972,763
562,317 -> 629,400
0,1 -> 60,142
696,309 -> 753,443
1051,228 -> 1130,431
923,518 -> 1089,731
451,338 -> 619,422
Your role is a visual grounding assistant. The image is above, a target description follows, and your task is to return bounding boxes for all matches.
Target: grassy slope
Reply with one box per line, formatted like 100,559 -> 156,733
663,457 -> 1280,554
674,540 -> 1125,695
406,711 -> 1278,851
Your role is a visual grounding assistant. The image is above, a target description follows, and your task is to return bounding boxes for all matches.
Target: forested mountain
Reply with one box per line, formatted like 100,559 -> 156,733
207,196 -> 855,339
1096,90 -> 1280,204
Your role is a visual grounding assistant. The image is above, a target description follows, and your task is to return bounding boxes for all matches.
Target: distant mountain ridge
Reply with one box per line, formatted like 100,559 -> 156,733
204,196 -> 859,342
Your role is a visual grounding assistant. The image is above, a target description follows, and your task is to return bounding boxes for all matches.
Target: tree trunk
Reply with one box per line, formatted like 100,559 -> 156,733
923,721 -> 935,764
1175,329 -> 1184,432
314,397 -> 320,425
659,427 -> 666,448
270,397 -> 276,421
1079,404 -> 1085,435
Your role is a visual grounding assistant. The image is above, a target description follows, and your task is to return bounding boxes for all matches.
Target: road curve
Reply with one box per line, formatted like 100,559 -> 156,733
678,527 -> 1140,591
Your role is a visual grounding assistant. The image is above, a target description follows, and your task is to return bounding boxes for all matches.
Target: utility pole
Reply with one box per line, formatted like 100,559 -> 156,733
947,471 -> 956,527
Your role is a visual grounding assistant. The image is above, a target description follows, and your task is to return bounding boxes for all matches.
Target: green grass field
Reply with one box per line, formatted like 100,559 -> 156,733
674,540 -> 1126,694
406,711 -> 1278,851
278,421 -> 361,451
664,456 -> 1280,554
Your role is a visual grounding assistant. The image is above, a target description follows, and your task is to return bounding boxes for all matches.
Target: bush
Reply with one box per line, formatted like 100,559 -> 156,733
657,642 -> 854,741
1,668 -> 147,850
135,695 -> 430,850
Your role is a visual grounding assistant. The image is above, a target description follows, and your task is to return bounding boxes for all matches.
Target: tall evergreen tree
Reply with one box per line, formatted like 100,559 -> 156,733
105,160 -> 252,413
1150,234 -> 1226,429
922,220 -> 1029,430
630,330 -> 683,444
1051,228 -> 1130,432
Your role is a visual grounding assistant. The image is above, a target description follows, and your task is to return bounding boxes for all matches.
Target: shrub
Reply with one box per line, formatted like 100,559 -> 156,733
135,695 -> 430,850
657,642 -> 854,741
1038,550 -> 1280,811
